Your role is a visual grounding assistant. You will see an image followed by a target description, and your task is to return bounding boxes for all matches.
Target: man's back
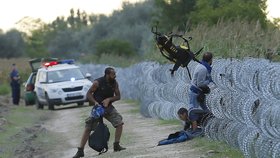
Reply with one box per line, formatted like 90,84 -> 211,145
191,64 -> 209,87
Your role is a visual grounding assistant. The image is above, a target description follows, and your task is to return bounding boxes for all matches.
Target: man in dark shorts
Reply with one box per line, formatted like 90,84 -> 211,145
73,67 -> 125,158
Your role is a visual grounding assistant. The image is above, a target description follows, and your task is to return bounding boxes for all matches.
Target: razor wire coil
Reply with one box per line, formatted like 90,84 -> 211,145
80,58 -> 280,158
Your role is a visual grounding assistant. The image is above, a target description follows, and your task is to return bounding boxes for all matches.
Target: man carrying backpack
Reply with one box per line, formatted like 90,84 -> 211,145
189,52 -> 214,130
73,67 -> 126,158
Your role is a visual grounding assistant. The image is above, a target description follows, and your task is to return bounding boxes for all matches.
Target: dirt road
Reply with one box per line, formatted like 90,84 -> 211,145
40,101 -> 203,158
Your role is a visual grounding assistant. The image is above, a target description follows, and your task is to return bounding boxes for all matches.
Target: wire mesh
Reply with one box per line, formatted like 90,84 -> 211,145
80,58 -> 280,158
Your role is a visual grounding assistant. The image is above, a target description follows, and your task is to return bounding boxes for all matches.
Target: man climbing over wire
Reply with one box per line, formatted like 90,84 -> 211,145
188,52 -> 214,130
151,26 -> 203,78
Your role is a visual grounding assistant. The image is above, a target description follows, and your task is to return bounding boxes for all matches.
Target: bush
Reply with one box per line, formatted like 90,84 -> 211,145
80,53 -> 141,68
96,39 -> 135,57
0,84 -> 10,95
147,19 -> 280,61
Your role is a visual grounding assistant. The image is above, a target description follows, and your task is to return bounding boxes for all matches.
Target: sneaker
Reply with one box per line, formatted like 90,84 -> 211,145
113,142 -> 126,152
73,147 -> 84,158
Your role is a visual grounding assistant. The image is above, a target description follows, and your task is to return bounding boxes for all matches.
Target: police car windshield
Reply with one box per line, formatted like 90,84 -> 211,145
47,68 -> 85,83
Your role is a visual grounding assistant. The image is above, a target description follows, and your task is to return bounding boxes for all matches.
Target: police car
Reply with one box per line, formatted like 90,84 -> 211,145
34,59 -> 92,110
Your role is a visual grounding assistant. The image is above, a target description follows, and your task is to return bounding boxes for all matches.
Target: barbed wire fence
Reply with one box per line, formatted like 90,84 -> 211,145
80,58 -> 280,158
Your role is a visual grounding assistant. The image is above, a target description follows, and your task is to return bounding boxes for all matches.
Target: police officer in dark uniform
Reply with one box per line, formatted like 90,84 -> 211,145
73,67 -> 125,158
10,63 -> 20,105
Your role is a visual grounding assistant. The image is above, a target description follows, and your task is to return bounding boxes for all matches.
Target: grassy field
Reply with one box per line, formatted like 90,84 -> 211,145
0,84 -> 10,95
193,137 -> 244,158
146,20 -> 280,63
0,58 -> 31,95
80,53 -> 142,68
0,106 -> 53,157
1,20 -> 279,87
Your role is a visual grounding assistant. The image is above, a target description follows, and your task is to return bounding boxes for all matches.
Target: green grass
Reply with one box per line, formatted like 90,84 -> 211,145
157,119 -> 181,126
0,106 -> 52,158
123,99 -> 141,114
146,20 -> 280,62
80,54 -> 142,68
192,137 -> 244,158
0,84 -> 10,95
0,58 -> 31,85
123,99 -> 139,105
104,117 -> 133,147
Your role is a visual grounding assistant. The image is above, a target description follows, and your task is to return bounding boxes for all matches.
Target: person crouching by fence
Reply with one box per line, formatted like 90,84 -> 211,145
157,107 -> 213,146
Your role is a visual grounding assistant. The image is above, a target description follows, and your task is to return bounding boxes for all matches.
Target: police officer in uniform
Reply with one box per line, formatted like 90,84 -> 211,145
10,63 -> 20,105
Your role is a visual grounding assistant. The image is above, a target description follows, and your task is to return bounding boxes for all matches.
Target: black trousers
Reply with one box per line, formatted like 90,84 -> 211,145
11,84 -> 20,105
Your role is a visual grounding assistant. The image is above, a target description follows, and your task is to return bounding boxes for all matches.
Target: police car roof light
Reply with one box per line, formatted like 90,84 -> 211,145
42,59 -> 74,68
58,59 -> 75,64
43,61 -> 58,67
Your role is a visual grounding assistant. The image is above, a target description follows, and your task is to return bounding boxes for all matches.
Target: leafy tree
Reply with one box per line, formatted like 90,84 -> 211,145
47,29 -> 81,58
96,39 -> 135,57
153,0 -> 196,31
15,16 -> 45,36
154,0 -> 268,31
83,1 -> 154,55
26,27 -> 50,58
271,18 -> 280,28
191,0 -> 268,28
51,17 -> 67,30
0,29 -> 26,58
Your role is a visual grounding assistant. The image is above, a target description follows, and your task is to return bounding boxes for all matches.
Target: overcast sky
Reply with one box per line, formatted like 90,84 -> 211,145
0,0 -> 142,32
0,0 -> 279,32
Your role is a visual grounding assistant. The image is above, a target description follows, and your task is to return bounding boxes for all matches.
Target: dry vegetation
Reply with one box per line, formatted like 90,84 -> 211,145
147,20 -> 280,62
0,58 -> 31,84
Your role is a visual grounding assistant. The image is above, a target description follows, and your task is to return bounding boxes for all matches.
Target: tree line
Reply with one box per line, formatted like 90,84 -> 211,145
0,0 -> 278,59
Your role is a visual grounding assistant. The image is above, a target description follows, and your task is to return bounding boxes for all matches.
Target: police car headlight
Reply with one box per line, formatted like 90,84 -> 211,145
58,90 -> 63,95
84,85 -> 91,92
50,89 -> 63,95
50,89 -> 58,93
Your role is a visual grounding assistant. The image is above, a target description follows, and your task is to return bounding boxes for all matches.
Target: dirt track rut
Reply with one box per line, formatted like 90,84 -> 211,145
41,101 -> 202,158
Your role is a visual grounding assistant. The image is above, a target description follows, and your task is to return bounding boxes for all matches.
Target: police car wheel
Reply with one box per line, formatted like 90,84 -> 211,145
46,94 -> 54,110
36,95 -> 44,109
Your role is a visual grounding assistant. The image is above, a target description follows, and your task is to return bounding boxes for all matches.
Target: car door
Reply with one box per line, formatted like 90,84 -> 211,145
35,71 -> 47,102
29,58 -> 58,72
